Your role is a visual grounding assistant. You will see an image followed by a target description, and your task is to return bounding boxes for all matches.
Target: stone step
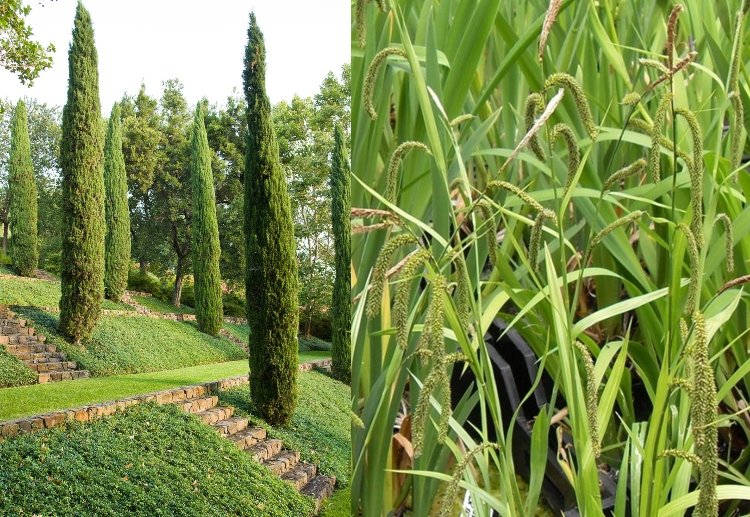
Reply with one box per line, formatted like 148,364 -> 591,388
228,426 -> 266,450
175,396 -> 217,414
0,335 -> 8,345
300,475 -> 337,513
196,405 -> 234,425
5,343 -> 49,354
17,351 -> 66,363
281,462 -> 317,491
247,439 -> 283,462
262,449 -> 300,476
26,361 -> 77,373
213,416 -> 248,437
38,369 -> 90,383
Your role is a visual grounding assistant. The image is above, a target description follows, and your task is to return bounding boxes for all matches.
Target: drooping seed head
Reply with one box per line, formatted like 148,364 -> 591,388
603,159 -> 647,190
367,233 -> 417,317
574,340 -> 600,458
524,92 -> 547,161
550,122 -> 580,197
590,210 -> 644,249
364,47 -> 408,120
648,93 -> 674,184
386,141 -> 431,203
714,213 -> 734,273
544,73 -> 599,139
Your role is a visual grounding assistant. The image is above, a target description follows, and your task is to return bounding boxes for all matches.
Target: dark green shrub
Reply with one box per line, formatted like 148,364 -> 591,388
222,291 -> 246,318
126,269 -> 161,295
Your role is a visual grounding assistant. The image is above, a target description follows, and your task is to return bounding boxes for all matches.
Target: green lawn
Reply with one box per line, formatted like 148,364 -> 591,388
0,275 -> 131,310
14,308 -> 246,377
0,352 -> 331,421
220,370 -> 350,488
0,403 -> 315,516
224,321 -> 250,342
132,294 -> 195,314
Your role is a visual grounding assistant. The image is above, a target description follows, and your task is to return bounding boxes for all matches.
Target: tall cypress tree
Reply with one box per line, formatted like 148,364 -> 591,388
330,124 -> 351,382
8,100 -> 38,277
59,2 -> 105,343
104,103 -> 131,302
191,103 -> 223,335
243,12 -> 299,426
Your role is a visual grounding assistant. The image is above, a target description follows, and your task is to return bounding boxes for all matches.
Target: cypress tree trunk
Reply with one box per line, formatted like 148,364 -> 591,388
8,100 -> 38,277
243,12 -> 299,426
104,103 -> 131,302
330,124 -> 351,383
59,2 -> 105,343
190,103 -> 223,335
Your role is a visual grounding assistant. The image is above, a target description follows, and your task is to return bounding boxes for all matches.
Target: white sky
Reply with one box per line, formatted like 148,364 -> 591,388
0,0 -> 349,115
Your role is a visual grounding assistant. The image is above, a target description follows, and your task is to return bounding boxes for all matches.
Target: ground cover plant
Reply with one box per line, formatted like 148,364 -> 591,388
220,370 -> 351,488
0,402 -> 316,516
131,293 -> 195,314
352,0 -> 750,515
14,308 -> 246,377
0,348 -> 36,388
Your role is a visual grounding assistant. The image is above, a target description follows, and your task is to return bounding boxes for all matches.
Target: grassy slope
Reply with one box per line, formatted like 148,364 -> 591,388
0,403 -> 315,516
220,370 -> 351,488
0,275 -> 130,310
132,294 -> 195,314
15,308 -> 246,377
224,321 -> 250,342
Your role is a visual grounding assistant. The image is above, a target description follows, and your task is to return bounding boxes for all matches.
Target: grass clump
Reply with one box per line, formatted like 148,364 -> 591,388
0,403 -> 315,516
14,308 -> 245,377
0,349 -> 37,388
219,370 -> 350,487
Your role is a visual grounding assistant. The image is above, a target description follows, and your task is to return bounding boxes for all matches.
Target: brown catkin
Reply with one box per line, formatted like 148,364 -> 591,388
590,211 -> 644,249
367,233 -> 417,317
690,310 -> 718,517
666,4 -> 684,68
364,47 -> 408,120
438,442 -> 502,517
386,141 -> 431,203
524,92 -> 548,161
678,223 -> 701,316
674,108 -> 704,251
714,213 -> 734,273
574,341 -> 600,458
550,122 -> 580,197
603,159 -> 647,190
544,73 -> 598,139
393,249 -> 430,350
648,93 -> 674,184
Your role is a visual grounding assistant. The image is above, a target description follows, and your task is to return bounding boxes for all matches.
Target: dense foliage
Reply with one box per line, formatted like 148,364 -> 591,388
0,0 -> 54,85
58,3 -> 105,343
243,12 -> 299,426
353,0 -> 750,515
8,100 -> 38,276
104,103 -> 131,302
0,403 -> 315,516
330,124 -> 351,382
190,104 -> 223,335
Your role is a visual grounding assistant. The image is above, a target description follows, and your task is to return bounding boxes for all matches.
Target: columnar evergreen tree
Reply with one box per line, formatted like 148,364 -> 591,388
243,12 -> 299,426
190,103 -> 223,335
8,100 -> 38,277
104,103 -> 131,302
59,2 -> 105,343
330,124 -> 351,382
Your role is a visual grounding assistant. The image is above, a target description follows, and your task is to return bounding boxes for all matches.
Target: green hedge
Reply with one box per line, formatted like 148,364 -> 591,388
15,308 -> 246,377
0,403 -> 315,516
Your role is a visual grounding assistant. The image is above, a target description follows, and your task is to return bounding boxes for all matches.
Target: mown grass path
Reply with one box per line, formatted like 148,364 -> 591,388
0,352 -> 330,421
